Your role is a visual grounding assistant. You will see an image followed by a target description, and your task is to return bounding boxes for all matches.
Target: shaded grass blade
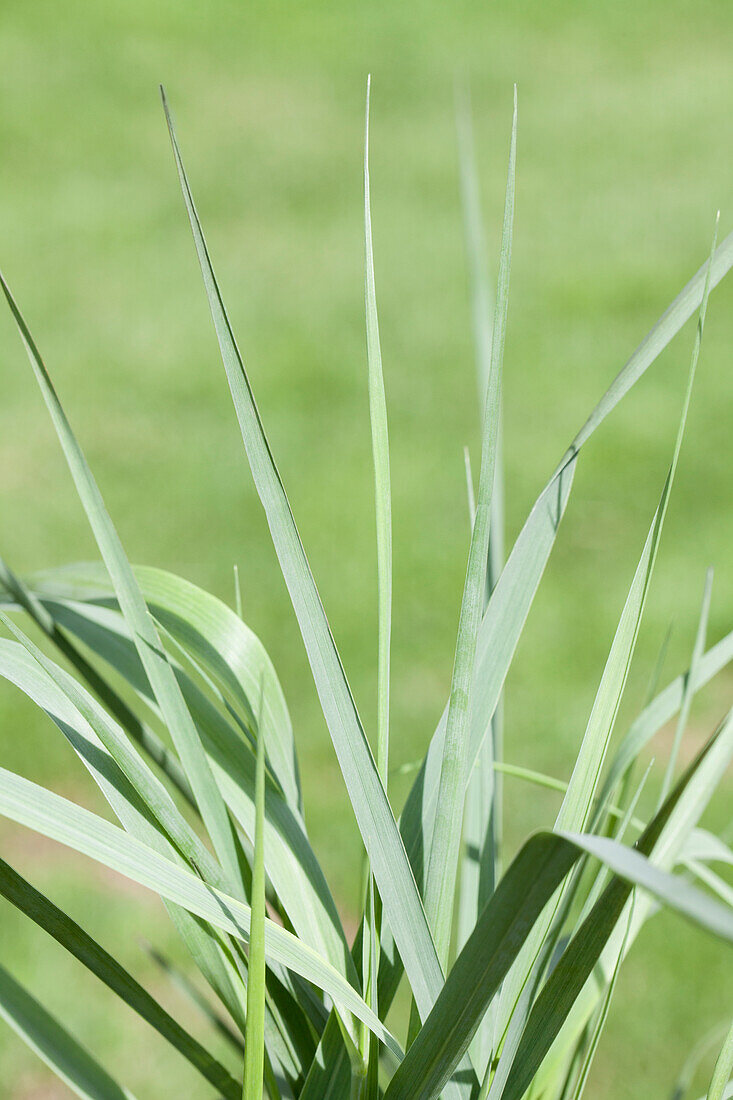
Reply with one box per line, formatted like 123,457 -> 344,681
0,857 -> 240,1099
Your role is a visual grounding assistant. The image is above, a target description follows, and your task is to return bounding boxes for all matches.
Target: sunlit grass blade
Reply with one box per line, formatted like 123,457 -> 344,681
243,689 -> 267,1099
0,962 -> 135,1100
494,213 -> 720,1047
456,89 -> 505,1069
424,84 -> 517,968
0,274 -> 244,899
0,765 -> 402,1058
161,91 -> 466,1081
599,627 -> 733,812
660,566 -> 713,803
364,74 -> 392,790
362,76 -> 391,1093
708,1021 -> 733,1100
396,219 -> 733,926
0,857 -> 240,1098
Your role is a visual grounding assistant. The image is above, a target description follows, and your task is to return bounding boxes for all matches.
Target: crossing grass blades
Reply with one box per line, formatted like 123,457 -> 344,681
0,83 -> 731,1099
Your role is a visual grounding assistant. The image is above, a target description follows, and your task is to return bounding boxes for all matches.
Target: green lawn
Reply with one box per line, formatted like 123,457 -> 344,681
0,0 -> 731,1095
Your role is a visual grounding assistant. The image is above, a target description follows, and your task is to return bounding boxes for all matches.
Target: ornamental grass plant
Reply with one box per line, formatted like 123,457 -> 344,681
0,85 -> 730,1099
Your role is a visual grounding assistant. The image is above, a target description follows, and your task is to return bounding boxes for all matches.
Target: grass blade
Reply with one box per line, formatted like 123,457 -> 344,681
600,628 -> 733,810
364,74 -> 392,789
561,213 -> 719,839
160,90 -> 465,1077
567,898 -> 635,1100
424,84 -> 517,967
709,1021 -> 733,1100
0,765 -> 402,1058
362,74 -> 392,1095
0,610 -> 227,892
396,218 -> 733,928
660,567 -> 713,803
494,213 -> 721,1047
4,574 -> 352,983
243,688 -> 268,1098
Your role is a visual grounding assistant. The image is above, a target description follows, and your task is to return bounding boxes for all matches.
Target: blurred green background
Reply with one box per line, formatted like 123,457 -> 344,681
0,0 -> 731,1096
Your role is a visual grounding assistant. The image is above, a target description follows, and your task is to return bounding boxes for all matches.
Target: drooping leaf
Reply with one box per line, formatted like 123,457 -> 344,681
0,764 -> 402,1059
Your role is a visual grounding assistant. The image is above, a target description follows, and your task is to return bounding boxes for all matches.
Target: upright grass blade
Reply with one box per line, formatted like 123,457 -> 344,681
561,215 -> 719,840
0,273 -> 244,899
362,75 -> 392,1098
243,690 -> 268,1099
455,88 -> 505,1072
424,85 -> 517,968
0,857 -> 240,1099
567,898 -> 635,1100
708,1021 -> 733,1100
364,74 -> 392,791
456,84 -> 494,404
395,219 -> 733,931
492,213 -> 720,1054
660,567 -> 713,804
0,962 -> 135,1100
160,92 -> 464,1079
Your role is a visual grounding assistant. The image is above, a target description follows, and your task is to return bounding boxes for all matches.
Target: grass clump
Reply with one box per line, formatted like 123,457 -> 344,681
0,84 -> 730,1099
